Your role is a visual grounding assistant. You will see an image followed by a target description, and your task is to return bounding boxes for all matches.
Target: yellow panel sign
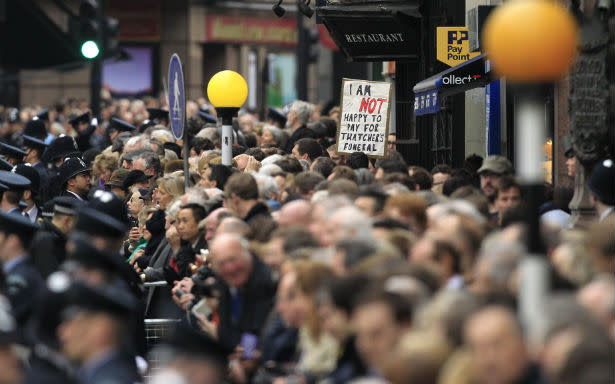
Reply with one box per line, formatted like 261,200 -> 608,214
437,27 -> 481,67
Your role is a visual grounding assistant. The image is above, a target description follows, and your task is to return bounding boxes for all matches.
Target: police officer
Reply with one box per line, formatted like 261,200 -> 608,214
0,141 -> 27,166
25,271 -> 77,384
57,158 -> 91,201
23,118 -> 48,142
0,210 -> 44,334
0,170 -> 31,215
22,134 -> 50,202
105,118 -> 136,150
146,108 -> 169,127
13,164 -> 42,221
41,136 -> 81,200
69,112 -> 95,153
30,197 -> 81,279
33,109 -> 55,145
57,280 -> 142,384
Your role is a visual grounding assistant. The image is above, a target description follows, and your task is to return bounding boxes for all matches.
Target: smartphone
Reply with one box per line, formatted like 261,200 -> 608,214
175,288 -> 185,298
240,333 -> 258,360
191,298 -> 212,319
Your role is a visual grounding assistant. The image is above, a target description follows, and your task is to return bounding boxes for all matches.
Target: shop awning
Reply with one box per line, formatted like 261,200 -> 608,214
413,53 -> 496,116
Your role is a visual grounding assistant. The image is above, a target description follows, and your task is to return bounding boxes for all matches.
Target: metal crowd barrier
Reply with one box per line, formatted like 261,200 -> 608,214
143,281 -> 176,378
143,281 -> 168,288
144,318 -> 180,378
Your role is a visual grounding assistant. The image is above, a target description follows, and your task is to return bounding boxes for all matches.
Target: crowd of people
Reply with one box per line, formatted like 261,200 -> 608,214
0,95 -> 612,384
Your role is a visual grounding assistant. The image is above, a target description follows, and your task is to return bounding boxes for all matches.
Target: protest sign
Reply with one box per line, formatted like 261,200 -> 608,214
336,78 -> 392,158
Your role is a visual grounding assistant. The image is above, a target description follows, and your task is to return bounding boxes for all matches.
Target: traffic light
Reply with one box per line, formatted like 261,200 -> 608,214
78,0 -> 99,60
77,0 -> 119,60
103,17 -> 120,57
304,27 -> 320,63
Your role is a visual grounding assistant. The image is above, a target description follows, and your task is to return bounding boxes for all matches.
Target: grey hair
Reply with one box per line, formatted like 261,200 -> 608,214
151,129 -> 174,143
125,135 -> 151,150
290,100 -> 312,125
383,182 -> 410,196
262,125 -> 284,144
196,127 -> 221,146
330,205 -> 373,241
477,235 -> 523,289
316,196 -> 353,221
134,150 -> 162,177
259,164 -> 283,177
261,154 -> 283,167
166,200 -> 182,220
437,199 -> 486,227
184,186 -> 210,208
253,174 -> 278,200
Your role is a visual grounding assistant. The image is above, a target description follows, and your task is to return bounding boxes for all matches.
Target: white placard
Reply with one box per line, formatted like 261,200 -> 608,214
336,78 -> 392,158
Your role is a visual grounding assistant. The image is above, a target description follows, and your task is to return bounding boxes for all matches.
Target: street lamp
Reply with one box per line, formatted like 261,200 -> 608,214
207,70 -> 248,166
483,0 -> 578,340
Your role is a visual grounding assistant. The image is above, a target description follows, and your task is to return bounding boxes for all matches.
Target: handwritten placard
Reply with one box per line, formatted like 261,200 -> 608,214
336,78 -> 392,158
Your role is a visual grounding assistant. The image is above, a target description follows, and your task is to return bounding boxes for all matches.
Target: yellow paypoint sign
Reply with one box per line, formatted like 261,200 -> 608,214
437,27 -> 481,67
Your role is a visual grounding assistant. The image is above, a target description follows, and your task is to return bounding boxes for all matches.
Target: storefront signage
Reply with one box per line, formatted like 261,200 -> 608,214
437,27 -> 480,67
414,90 -> 440,116
336,78 -> 392,158
317,4 -> 421,61
106,0 -> 161,41
206,15 -> 298,46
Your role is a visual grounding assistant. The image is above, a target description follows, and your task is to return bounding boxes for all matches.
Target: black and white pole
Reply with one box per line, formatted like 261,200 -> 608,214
516,86 -> 550,343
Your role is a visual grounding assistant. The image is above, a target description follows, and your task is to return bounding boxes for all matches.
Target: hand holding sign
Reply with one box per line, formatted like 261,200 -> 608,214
336,78 -> 392,158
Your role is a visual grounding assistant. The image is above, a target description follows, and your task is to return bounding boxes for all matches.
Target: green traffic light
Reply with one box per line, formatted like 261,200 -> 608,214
81,40 -> 99,59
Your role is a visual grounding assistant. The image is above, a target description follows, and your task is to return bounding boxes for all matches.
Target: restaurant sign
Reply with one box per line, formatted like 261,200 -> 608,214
206,15 -> 298,46
317,4 -> 421,61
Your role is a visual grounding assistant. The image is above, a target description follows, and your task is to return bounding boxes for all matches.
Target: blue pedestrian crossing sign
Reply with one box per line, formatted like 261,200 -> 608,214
168,54 -> 185,140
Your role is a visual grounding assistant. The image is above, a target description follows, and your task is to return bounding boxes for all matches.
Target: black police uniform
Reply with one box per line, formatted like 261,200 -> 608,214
0,141 -> 27,164
0,211 -> 44,331
42,136 -> 81,200
57,158 -> 91,201
30,197 -> 79,279
0,170 -> 32,216
61,280 -> 142,384
22,135 -> 50,203
13,163 -> 43,221
69,112 -> 95,153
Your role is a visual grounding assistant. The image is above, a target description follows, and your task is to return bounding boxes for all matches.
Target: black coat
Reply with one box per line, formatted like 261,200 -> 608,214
285,125 -> 315,153
29,219 -> 67,279
324,336 -> 367,384
59,190 -> 86,201
144,239 -> 181,319
243,202 -> 272,225
216,255 -> 277,351
25,344 -> 76,384
77,351 -> 141,384
4,257 -> 44,328
32,162 -> 50,203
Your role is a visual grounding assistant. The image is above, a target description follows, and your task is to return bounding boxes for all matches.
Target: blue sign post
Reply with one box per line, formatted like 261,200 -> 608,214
168,54 -> 185,141
168,54 -> 188,189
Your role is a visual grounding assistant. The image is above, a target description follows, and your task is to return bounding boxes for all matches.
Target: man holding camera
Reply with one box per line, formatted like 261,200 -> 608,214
172,233 -> 277,351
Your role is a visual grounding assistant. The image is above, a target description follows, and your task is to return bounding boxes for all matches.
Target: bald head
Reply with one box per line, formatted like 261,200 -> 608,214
216,217 -> 250,237
204,207 -> 232,242
209,233 -> 253,288
277,200 -> 312,228
465,306 -> 528,384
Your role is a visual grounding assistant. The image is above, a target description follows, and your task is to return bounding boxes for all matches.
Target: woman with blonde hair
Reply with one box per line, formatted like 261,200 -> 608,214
154,175 -> 184,210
